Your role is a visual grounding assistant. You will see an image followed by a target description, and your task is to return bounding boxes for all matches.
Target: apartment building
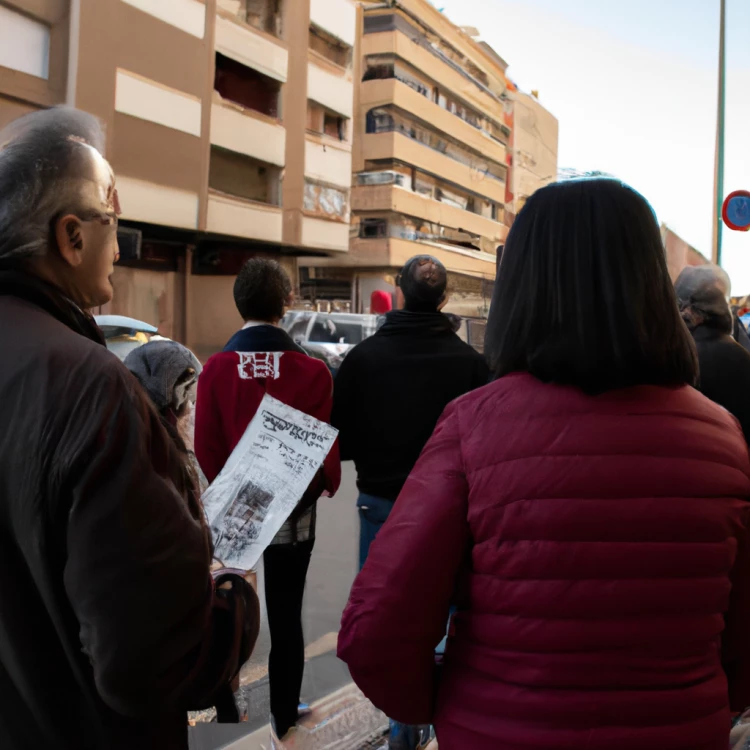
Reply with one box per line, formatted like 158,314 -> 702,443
511,89 -> 558,215
0,0 -> 356,359
661,224 -> 709,282
299,0 -> 514,320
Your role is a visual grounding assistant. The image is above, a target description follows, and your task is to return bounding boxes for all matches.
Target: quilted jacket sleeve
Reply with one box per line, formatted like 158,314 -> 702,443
722,503 -> 750,712
337,401 -> 470,724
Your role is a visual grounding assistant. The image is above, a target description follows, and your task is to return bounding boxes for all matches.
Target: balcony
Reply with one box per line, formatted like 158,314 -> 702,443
309,0 -> 356,47
307,62 -> 353,118
361,30 -> 505,125
117,175 -> 199,230
207,145 -> 283,241
347,236 -> 496,279
210,99 -> 286,166
302,217 -> 350,252
363,131 -> 506,204
207,192 -> 283,242
361,79 -> 506,167
215,13 -> 288,83
352,184 -> 506,243
305,136 -> 351,189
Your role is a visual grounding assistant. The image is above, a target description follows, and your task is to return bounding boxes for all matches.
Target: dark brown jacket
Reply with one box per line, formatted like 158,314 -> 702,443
0,269 -> 259,749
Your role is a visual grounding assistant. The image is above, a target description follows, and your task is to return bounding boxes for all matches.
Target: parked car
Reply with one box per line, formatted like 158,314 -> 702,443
280,311 -> 380,375
95,315 -> 158,361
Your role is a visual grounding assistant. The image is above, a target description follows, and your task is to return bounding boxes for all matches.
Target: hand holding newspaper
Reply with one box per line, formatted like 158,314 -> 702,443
202,394 -> 338,571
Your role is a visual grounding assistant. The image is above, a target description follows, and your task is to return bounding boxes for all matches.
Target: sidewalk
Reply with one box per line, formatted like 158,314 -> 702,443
224,683 -> 388,750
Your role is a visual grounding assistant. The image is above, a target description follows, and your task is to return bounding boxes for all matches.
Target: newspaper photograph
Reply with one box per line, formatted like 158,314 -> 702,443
202,394 -> 338,571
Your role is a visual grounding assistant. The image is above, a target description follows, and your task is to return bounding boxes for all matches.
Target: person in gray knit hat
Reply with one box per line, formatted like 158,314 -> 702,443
124,339 -> 201,421
125,339 -> 207,490
675,265 -> 750,442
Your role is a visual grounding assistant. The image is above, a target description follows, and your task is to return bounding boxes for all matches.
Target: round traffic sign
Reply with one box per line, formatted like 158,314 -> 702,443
723,190 -> 750,232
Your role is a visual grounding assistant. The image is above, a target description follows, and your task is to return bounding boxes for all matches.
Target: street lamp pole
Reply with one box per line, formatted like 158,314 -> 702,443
712,0 -> 727,265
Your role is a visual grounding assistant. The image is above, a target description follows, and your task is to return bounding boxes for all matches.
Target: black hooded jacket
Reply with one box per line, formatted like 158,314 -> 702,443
332,310 -> 489,500
0,269 -> 258,749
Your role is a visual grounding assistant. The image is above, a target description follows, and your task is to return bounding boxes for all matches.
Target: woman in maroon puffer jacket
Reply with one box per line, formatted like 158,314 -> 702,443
338,179 -> 750,750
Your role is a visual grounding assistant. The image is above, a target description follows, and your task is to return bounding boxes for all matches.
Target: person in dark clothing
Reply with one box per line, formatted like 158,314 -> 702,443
675,265 -> 750,441
734,311 -> 750,352
0,107 -> 259,750
195,259 -> 340,748
332,254 -> 489,566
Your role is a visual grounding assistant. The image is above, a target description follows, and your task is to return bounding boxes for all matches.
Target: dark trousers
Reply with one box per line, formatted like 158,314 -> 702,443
263,539 -> 315,738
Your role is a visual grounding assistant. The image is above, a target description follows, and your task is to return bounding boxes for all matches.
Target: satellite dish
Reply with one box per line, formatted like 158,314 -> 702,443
723,190 -> 750,232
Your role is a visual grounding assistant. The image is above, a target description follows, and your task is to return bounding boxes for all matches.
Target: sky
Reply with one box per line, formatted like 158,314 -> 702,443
432,0 -> 750,292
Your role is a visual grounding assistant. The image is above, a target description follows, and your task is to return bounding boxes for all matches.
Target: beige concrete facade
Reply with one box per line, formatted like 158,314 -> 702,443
301,0 -> 512,317
511,90 -> 558,215
661,224 -> 708,282
0,0 -> 356,359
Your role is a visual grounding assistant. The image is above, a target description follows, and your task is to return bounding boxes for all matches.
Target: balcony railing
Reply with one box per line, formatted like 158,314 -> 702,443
365,108 -> 507,185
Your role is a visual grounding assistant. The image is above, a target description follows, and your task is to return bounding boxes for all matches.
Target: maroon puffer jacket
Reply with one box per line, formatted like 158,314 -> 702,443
339,373 -> 750,750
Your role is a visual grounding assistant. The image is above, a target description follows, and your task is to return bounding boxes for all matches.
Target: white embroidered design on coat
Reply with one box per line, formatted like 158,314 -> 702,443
237,352 -> 283,380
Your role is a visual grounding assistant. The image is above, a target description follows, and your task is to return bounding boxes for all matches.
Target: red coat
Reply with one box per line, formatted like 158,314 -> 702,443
338,373 -> 750,750
194,325 -> 340,494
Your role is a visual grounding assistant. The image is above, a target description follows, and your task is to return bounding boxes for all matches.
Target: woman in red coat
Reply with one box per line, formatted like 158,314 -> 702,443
338,179 -> 750,750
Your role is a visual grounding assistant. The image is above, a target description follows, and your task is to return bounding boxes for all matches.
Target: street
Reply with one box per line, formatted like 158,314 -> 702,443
189,463 -> 389,750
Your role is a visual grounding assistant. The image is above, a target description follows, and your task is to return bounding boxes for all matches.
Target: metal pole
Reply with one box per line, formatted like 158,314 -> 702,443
713,0 -> 727,265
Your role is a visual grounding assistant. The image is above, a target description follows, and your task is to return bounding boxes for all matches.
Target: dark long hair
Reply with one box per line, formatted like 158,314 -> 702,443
485,179 -> 697,393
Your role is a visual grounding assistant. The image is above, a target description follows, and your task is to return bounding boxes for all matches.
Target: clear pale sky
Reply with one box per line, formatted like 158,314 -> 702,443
433,0 -> 750,292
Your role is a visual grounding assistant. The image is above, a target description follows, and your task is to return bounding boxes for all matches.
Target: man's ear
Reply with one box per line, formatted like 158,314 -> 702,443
54,215 -> 85,268
438,293 -> 450,311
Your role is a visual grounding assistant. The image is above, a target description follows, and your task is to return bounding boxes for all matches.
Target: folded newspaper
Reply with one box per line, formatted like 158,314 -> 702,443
202,394 -> 338,571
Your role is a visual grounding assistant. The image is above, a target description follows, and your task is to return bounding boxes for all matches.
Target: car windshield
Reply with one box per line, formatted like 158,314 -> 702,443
282,312 -> 314,344
308,316 -> 367,345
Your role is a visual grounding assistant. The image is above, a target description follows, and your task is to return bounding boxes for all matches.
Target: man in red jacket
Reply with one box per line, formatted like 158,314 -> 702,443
195,259 -> 340,746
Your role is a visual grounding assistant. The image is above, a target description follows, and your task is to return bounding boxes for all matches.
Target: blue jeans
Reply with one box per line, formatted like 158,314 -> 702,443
357,493 -> 394,571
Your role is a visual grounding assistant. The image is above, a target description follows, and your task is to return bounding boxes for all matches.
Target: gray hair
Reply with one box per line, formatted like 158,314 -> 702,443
0,107 -> 105,261
674,265 -> 733,334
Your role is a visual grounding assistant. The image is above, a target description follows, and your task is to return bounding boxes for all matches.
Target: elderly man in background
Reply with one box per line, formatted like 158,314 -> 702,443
675,265 -> 750,441
0,107 -> 259,750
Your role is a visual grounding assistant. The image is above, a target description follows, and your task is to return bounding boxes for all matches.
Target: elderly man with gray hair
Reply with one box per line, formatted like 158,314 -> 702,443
675,264 -> 750,442
0,107 -> 259,749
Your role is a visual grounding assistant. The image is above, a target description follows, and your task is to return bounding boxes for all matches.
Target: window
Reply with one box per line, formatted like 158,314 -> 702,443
366,108 -> 394,134
362,58 -> 394,82
324,112 -> 346,140
360,218 -> 388,239
0,6 -> 50,79
283,313 -> 313,343
309,24 -> 352,69
209,147 -> 281,205
215,53 -> 281,117
218,0 -> 283,38
306,101 -> 324,133
307,102 -> 347,141
358,171 -> 407,188
309,317 -> 366,345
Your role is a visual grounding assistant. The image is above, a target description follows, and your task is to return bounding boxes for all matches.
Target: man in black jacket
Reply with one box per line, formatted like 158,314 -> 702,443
332,255 -> 488,569
0,108 -> 259,749
675,265 -> 750,442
